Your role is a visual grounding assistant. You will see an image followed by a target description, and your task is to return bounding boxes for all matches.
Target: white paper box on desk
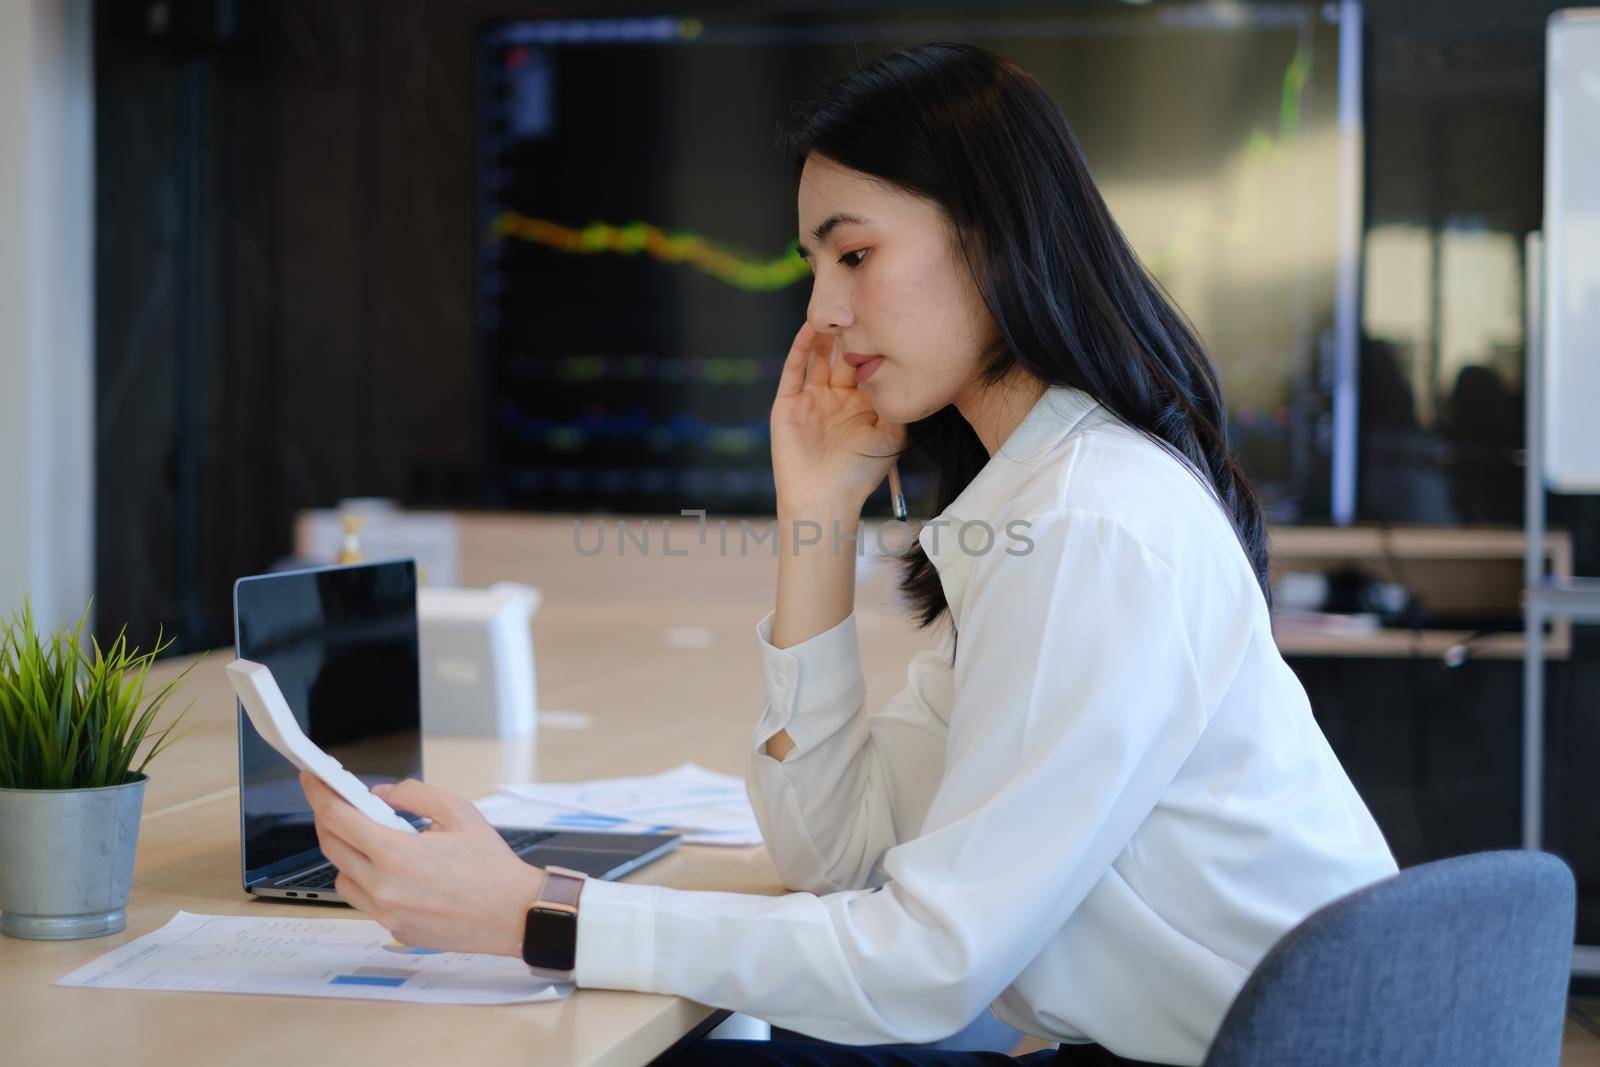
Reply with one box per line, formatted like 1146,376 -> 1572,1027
417,581 -> 542,738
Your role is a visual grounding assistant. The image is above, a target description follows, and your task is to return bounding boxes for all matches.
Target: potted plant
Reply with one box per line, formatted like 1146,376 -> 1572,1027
0,600 -> 194,940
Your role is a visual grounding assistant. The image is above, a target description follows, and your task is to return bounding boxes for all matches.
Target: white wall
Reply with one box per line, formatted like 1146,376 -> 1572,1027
0,0 -> 94,631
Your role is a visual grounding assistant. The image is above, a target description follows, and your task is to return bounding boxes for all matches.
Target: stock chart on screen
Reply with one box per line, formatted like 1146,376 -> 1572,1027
476,5 -> 1359,521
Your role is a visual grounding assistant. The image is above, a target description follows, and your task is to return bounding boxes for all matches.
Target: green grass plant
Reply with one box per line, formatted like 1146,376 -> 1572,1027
0,599 -> 195,790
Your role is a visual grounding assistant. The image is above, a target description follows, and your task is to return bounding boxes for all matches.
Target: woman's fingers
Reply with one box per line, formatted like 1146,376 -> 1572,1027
374,778 -> 475,831
775,322 -> 817,398
334,869 -> 384,923
777,322 -> 853,398
300,770 -> 401,860
314,821 -> 380,889
829,341 -> 859,389
801,331 -> 834,391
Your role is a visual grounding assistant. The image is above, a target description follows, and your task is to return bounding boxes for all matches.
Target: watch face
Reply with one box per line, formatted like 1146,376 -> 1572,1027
522,906 -> 577,972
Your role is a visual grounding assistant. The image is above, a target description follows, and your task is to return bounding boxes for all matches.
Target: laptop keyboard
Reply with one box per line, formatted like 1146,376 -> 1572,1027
498,828 -> 559,853
277,827 -> 559,891
281,866 -> 338,889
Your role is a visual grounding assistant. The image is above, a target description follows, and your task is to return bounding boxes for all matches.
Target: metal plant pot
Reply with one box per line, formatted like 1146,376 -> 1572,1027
0,773 -> 147,940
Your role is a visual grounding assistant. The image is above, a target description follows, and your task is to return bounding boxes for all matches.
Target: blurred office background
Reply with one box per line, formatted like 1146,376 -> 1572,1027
5,0 -> 1600,964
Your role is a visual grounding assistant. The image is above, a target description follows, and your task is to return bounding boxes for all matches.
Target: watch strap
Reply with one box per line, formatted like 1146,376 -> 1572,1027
522,865 -> 587,979
537,865 -> 586,911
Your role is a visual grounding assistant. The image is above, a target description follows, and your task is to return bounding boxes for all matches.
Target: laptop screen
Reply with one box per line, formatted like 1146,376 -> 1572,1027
234,560 -> 423,883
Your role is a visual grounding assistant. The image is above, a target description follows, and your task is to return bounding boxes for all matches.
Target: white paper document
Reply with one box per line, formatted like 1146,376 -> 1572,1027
56,911 -> 571,1006
480,762 -> 763,847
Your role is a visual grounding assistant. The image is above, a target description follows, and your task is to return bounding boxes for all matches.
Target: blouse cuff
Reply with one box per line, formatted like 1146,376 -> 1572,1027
752,609 -> 867,758
573,877 -> 660,992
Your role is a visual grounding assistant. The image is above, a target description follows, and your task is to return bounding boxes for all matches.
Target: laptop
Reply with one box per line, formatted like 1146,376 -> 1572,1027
234,559 -> 679,903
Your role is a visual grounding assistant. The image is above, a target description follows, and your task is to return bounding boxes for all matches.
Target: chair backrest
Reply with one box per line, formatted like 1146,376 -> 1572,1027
1202,851 -> 1575,1067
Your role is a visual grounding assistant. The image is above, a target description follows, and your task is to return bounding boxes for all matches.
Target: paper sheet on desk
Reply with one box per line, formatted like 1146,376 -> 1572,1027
481,762 -> 763,847
55,911 -> 571,1005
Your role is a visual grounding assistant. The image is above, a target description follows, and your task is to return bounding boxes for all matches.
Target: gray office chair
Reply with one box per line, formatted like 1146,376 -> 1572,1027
1203,851 -> 1575,1067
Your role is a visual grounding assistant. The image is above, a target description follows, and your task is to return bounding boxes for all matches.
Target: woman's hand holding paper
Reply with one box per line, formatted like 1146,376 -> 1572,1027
299,771 -> 544,958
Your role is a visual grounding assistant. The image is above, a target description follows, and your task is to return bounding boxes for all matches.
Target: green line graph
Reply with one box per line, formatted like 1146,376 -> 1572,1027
488,46 -> 1313,291
489,213 -> 809,292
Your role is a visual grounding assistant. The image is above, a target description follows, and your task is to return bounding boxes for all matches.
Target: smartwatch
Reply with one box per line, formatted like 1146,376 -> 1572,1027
521,865 -> 587,982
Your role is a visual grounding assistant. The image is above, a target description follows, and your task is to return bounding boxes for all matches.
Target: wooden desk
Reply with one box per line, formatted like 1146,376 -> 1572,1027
0,554 -> 933,1067
1268,524 -> 1573,660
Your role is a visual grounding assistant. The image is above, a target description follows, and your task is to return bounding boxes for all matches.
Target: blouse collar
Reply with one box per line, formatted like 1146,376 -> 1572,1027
914,384 -> 1102,577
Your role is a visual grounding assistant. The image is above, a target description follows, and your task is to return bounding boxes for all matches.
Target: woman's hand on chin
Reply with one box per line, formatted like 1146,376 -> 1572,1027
770,321 -> 906,516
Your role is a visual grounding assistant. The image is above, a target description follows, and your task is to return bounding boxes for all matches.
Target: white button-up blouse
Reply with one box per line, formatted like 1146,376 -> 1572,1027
573,384 -> 1397,1065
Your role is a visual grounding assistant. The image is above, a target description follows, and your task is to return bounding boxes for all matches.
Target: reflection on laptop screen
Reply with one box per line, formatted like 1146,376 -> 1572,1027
234,560 -> 422,882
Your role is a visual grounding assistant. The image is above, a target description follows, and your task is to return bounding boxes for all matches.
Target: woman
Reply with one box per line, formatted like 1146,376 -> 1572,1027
299,43 -> 1396,1066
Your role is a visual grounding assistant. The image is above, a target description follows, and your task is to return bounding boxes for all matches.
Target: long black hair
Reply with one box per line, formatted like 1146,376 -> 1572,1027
778,42 -> 1272,631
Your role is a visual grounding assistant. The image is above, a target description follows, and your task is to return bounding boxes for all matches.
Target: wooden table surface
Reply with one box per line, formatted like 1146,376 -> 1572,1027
0,520 -> 934,1067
